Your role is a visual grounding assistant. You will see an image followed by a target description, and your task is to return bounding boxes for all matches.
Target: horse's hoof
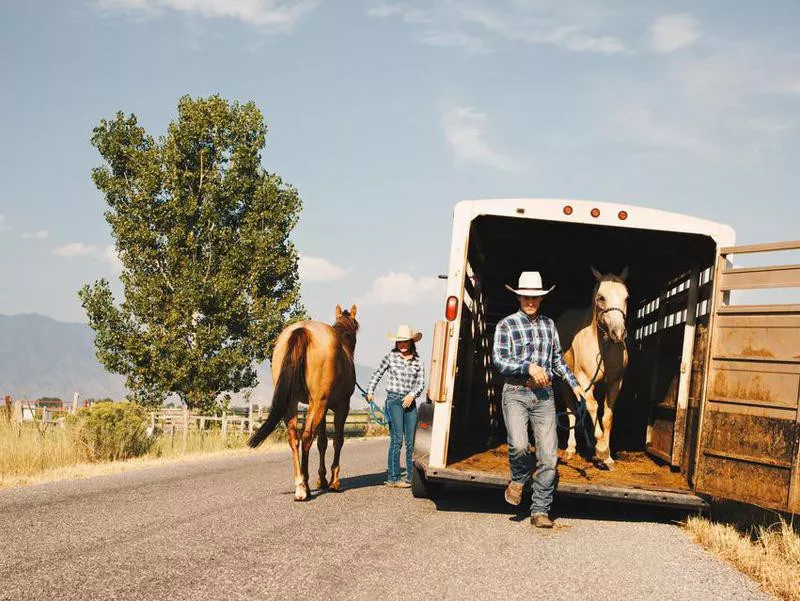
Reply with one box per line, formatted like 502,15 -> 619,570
604,458 -> 615,471
329,480 -> 342,492
564,449 -> 576,460
317,478 -> 329,490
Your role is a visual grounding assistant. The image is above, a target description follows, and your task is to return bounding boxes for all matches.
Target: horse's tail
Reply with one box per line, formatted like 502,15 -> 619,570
247,328 -> 310,449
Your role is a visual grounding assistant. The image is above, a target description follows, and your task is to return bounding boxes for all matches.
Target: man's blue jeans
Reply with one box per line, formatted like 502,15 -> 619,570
502,383 -> 559,515
385,392 -> 418,483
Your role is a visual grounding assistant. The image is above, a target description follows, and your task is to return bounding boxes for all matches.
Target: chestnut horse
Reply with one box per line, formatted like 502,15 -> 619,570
248,304 -> 358,501
557,268 -> 629,470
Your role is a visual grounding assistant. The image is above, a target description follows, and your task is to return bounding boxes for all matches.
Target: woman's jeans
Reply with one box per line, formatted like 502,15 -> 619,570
502,383 -> 559,515
385,392 -> 418,482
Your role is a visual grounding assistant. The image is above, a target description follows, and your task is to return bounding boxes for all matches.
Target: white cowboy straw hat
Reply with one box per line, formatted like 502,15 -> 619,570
504,271 -> 555,297
388,325 -> 423,342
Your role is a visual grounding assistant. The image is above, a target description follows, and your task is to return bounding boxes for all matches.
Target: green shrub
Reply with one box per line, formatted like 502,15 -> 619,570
69,402 -> 153,462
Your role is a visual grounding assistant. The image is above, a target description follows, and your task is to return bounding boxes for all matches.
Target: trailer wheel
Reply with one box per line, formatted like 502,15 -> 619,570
411,464 -> 444,499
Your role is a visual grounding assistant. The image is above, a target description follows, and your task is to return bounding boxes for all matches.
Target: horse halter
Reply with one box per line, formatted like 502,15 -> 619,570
595,305 -> 628,341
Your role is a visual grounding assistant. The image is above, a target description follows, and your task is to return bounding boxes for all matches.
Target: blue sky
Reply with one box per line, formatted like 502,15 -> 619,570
1,0 -> 799,368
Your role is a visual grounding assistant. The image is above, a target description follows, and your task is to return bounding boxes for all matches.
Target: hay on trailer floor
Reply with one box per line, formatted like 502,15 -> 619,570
448,446 -> 690,492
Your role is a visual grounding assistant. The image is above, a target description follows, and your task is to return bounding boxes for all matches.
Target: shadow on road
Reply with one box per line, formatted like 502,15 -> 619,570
277,472 -> 388,501
429,484 -> 694,525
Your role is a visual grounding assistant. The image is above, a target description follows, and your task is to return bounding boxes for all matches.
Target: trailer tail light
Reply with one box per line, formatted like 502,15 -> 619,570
591,208 -> 601,218
445,296 -> 459,321
618,210 -> 628,221
563,205 -> 573,216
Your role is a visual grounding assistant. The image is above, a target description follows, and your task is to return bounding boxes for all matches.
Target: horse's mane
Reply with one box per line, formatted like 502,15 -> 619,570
333,310 -> 359,353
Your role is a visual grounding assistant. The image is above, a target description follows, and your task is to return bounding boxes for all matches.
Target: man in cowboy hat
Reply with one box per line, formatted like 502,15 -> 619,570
492,271 -> 584,528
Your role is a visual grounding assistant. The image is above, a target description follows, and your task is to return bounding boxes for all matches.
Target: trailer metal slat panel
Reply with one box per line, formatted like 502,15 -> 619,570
695,242 -> 800,514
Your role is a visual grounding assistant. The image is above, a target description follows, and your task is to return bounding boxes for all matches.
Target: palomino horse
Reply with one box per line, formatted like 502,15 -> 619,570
248,305 -> 358,501
557,268 -> 629,470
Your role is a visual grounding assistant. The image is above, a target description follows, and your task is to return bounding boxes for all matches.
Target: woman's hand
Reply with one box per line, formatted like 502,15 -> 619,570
366,393 -> 374,403
402,394 -> 414,408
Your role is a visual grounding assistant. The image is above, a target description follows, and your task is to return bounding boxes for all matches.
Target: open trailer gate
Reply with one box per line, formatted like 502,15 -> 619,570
694,241 -> 800,513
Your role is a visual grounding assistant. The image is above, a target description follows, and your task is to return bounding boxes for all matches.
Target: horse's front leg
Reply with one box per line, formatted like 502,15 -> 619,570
564,376 -> 587,459
316,414 -> 329,490
597,379 -> 622,470
329,404 -> 349,492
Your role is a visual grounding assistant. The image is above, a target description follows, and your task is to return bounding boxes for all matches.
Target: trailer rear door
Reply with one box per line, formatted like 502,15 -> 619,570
695,241 -> 800,513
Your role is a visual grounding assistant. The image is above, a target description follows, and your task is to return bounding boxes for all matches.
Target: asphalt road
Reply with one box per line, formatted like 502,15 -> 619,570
0,438 -> 774,601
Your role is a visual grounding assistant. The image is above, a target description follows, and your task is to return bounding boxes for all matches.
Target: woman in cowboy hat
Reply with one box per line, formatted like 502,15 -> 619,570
492,271 -> 584,528
365,325 -> 426,488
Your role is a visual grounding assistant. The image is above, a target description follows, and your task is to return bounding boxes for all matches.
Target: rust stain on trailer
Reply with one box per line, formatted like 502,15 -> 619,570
739,344 -> 776,358
703,411 -> 796,465
711,372 -> 775,403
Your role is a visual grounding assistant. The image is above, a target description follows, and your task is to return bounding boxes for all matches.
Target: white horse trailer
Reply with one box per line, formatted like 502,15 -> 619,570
412,198 -> 800,513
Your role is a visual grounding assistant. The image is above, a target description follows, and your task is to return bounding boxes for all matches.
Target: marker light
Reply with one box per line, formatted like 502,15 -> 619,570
591,208 -> 601,218
445,296 -> 459,321
563,205 -> 573,216
618,210 -> 628,221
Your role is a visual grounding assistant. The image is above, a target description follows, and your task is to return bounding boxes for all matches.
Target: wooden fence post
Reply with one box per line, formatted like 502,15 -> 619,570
12,399 -> 23,425
3,396 -> 11,423
182,406 -> 189,453
248,404 -> 254,434
222,413 -> 228,439
71,392 -> 80,415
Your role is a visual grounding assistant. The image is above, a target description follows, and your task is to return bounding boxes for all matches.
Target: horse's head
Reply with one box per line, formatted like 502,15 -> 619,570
591,266 -> 629,344
334,304 -> 359,352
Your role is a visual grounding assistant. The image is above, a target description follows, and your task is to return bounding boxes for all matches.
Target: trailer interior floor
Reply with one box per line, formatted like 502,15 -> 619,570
447,446 -> 692,493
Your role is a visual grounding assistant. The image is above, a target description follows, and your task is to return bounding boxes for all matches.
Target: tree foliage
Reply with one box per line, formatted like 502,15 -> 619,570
80,95 -> 305,412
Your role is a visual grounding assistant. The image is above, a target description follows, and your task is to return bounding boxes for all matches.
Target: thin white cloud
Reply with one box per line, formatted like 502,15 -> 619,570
0,215 -> 9,231
356,272 -> 443,306
612,106 -> 708,154
95,0 -> 318,30
367,4 -> 404,19
20,230 -> 49,240
101,245 -> 124,273
441,106 -> 520,172
298,255 -> 349,283
53,243 -> 100,257
368,3 -> 626,56
419,30 -> 488,54
532,26 -> 625,55
649,14 -> 701,54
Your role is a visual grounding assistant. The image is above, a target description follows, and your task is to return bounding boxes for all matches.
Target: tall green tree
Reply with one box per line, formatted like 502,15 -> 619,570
80,95 -> 305,412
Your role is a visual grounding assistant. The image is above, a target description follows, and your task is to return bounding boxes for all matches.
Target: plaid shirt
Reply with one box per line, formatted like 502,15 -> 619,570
367,351 -> 426,399
492,310 -> 579,389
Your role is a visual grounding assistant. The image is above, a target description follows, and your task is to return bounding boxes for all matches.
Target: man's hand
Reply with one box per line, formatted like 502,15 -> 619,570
527,364 -> 550,388
402,394 -> 414,409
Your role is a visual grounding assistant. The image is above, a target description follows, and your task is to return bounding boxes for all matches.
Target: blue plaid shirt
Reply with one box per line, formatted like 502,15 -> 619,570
367,351 -> 426,399
492,310 -> 579,389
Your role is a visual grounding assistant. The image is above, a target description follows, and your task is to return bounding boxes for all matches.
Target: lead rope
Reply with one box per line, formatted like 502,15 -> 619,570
355,381 -> 388,426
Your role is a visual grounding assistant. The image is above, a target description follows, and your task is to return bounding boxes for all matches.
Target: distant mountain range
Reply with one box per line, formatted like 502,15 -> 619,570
0,313 -> 376,408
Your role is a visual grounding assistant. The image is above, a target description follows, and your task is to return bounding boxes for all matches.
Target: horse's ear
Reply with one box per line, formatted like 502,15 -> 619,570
349,304 -> 357,318
619,266 -> 629,281
591,266 -> 603,281
335,304 -> 342,318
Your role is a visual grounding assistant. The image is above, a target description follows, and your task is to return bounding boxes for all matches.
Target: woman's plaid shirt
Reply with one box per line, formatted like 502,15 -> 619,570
366,351 -> 426,399
492,310 -> 579,389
